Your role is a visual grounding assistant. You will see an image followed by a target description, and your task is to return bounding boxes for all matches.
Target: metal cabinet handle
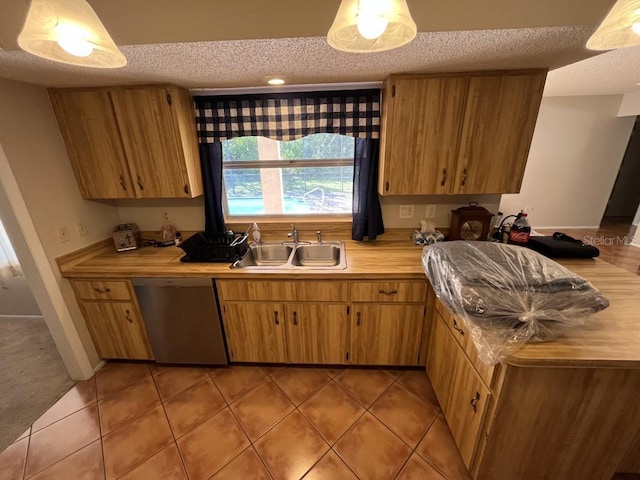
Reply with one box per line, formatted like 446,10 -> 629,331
93,288 -> 111,294
274,311 -> 279,325
356,311 -> 361,326
461,168 -> 468,186
440,168 -> 447,186
379,289 -> 398,295
184,184 -> 189,195
293,311 -> 298,326
119,173 -> 127,190
452,318 -> 465,336
470,391 -> 481,412
125,309 -> 133,323
136,174 -> 144,190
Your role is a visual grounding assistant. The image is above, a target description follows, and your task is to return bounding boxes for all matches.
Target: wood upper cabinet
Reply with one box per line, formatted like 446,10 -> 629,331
378,70 -> 546,196
49,90 -> 134,199
49,84 -> 203,200
379,76 -> 468,195
284,304 -> 348,364
454,73 -> 546,194
222,303 -> 287,363
350,304 -> 425,365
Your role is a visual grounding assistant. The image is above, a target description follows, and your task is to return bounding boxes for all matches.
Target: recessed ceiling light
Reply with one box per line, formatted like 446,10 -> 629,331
267,77 -> 286,85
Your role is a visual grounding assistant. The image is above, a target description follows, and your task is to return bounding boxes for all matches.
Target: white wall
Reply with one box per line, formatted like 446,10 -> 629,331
0,78 -> 122,370
500,95 -> 635,229
619,91 -> 640,117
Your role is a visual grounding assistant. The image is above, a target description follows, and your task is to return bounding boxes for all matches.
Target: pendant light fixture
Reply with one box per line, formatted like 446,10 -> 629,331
327,0 -> 417,53
587,0 -> 640,50
18,0 -> 126,68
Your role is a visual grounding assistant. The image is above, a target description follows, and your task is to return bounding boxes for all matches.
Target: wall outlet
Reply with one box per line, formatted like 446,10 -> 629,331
58,226 -> 70,243
399,205 -> 415,219
163,211 -> 170,222
75,222 -> 87,237
524,204 -> 534,212
425,204 -> 437,218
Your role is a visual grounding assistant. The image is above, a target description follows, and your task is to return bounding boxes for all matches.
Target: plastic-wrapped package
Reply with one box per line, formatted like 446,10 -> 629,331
422,241 -> 609,365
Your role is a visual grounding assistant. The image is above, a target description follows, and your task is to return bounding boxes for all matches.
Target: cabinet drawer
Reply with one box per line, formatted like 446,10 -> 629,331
73,280 -> 132,301
350,281 -> 426,303
435,300 -> 495,387
427,316 -> 491,468
217,280 -> 347,302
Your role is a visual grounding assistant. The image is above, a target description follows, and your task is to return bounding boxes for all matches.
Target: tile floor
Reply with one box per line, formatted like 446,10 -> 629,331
0,362 -> 472,480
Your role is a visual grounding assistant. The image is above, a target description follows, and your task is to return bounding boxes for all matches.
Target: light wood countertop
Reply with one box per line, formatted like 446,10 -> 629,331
57,234 -> 640,368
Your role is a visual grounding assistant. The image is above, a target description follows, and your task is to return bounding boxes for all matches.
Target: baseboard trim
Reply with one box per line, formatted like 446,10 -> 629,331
93,361 -> 106,373
534,226 -> 601,230
0,314 -> 44,320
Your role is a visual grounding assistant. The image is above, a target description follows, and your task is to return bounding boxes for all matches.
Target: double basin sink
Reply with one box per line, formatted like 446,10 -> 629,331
231,241 -> 347,270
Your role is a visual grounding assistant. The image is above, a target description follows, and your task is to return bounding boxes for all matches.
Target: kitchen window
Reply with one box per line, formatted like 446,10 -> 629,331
222,134 -> 354,217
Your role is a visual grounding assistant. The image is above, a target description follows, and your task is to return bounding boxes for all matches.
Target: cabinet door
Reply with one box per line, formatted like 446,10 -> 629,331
351,304 -> 424,365
49,90 -> 134,199
427,315 -> 490,468
379,76 -> 468,195
223,303 -> 287,363
285,304 -> 348,364
454,72 -> 546,194
110,87 -> 190,198
81,301 -> 153,360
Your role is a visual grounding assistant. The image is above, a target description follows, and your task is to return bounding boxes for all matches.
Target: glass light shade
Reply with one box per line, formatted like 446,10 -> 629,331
587,0 -> 640,50
327,0 -> 417,53
17,0 -> 126,68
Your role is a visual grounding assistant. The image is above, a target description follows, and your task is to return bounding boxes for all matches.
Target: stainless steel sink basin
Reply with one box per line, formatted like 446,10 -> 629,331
231,241 -> 346,270
234,244 -> 293,267
291,243 -> 342,267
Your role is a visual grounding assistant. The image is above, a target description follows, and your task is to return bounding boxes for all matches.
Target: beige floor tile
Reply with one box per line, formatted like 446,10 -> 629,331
302,450 -> 357,480
334,412 -> 411,480
254,411 -> 329,480
95,363 -> 150,399
370,383 -> 439,447
378,368 -> 408,380
230,379 -> 294,441
334,369 -> 394,407
102,405 -> 173,480
28,440 -> 104,480
396,453 -> 446,480
99,376 -> 160,434
25,405 -> 100,479
32,378 -> 96,432
212,366 -> 268,403
396,370 -> 441,410
163,377 -> 226,438
177,408 -> 249,480
299,382 -> 364,445
0,437 -> 28,480
119,444 -> 187,480
321,368 -> 343,378
415,415 -> 471,480
261,365 -> 285,377
210,446 -> 271,480
271,368 -> 330,406
13,428 -> 30,443
152,367 -> 210,401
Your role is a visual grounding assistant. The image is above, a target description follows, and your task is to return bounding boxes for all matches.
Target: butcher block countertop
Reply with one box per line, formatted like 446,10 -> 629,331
57,233 -> 640,368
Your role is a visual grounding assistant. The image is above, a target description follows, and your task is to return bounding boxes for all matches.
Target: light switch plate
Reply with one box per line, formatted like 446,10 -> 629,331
425,205 -> 437,218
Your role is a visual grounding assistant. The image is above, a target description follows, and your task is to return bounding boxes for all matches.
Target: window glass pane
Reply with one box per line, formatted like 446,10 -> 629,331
222,134 -> 355,161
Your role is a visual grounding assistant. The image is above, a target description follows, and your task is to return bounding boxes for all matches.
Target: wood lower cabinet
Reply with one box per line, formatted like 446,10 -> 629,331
49,84 -> 202,200
223,303 -> 287,363
72,279 -> 153,360
285,304 -> 348,364
350,304 -> 425,365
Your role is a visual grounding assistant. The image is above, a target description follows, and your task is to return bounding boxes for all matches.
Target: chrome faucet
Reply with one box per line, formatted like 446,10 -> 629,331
287,224 -> 299,244
317,230 -> 323,244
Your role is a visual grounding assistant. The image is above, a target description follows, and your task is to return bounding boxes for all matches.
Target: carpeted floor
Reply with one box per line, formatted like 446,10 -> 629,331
0,315 -> 75,451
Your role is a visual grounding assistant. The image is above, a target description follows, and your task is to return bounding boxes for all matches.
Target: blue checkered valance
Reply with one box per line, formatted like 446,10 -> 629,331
193,89 -> 380,143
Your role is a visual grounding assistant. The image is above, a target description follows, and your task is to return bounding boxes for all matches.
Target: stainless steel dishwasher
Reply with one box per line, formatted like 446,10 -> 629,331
132,278 -> 228,365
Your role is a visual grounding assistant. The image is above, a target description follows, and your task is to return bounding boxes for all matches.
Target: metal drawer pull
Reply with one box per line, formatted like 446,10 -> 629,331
356,312 -> 361,326
93,288 -> 111,294
136,174 -> 144,190
379,289 -> 398,295
441,168 -> 447,186
274,311 -> 279,325
461,168 -> 468,186
452,318 -> 465,336
125,309 -> 133,323
471,391 -> 481,412
119,173 -> 127,190
293,311 -> 298,326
